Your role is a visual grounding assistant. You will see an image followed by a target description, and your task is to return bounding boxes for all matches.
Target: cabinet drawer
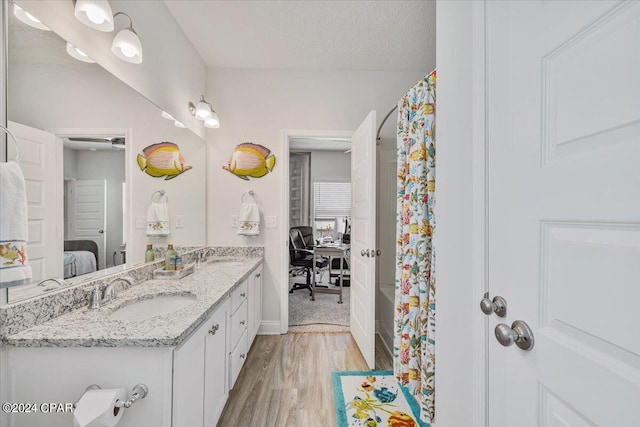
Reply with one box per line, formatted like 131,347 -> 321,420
230,299 -> 248,350
229,329 -> 248,389
230,279 -> 248,314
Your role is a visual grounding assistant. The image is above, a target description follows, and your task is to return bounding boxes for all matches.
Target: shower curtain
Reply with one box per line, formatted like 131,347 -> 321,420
394,69 -> 436,426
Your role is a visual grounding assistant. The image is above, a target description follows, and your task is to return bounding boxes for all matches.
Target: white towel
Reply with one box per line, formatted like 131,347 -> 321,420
0,161 -> 32,288
237,203 -> 260,236
146,201 -> 170,236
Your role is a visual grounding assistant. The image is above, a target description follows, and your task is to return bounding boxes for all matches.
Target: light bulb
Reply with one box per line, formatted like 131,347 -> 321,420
85,5 -> 106,24
119,43 -> 137,58
161,111 -> 174,120
24,11 -> 41,24
174,121 -> 185,128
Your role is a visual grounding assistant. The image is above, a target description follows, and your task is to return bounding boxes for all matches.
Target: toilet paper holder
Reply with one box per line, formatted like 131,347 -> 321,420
74,384 -> 149,410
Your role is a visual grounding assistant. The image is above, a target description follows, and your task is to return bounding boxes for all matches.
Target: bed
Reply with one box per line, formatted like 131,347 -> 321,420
63,240 -> 98,279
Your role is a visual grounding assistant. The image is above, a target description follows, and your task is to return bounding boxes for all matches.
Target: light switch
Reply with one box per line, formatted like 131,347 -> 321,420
265,216 -> 277,228
175,215 -> 184,228
231,215 -> 239,228
135,216 -> 146,229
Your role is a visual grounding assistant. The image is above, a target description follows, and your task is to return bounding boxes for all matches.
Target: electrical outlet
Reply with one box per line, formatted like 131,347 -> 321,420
175,215 -> 184,228
135,216 -> 146,229
265,216 -> 277,228
231,215 -> 239,228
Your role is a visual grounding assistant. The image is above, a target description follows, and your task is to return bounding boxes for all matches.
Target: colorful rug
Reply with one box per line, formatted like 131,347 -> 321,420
332,370 -> 427,427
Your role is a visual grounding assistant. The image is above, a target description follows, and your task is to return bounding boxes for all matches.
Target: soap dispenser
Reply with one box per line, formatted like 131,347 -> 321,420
165,244 -> 177,270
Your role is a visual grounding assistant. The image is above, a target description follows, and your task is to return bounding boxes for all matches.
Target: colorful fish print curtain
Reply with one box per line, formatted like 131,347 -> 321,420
394,70 -> 436,426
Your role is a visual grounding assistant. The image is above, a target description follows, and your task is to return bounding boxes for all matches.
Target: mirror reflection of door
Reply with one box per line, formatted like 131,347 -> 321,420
63,138 -> 126,272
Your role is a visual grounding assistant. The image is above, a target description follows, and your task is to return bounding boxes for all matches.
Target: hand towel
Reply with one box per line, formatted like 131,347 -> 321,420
146,201 -> 170,236
237,203 -> 260,236
0,161 -> 32,288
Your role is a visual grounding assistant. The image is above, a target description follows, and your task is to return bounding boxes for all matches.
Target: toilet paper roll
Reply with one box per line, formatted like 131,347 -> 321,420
73,388 -> 126,427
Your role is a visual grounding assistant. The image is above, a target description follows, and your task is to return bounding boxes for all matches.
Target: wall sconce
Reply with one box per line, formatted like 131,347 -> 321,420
73,0 -> 114,32
66,42 -> 96,63
189,96 -> 220,129
111,12 -> 143,64
13,4 -> 51,31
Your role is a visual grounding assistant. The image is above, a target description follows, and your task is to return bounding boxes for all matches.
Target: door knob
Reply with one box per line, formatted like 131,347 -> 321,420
494,320 -> 534,351
361,249 -> 370,257
98,230 -> 105,234
370,249 -> 377,257
480,292 -> 507,317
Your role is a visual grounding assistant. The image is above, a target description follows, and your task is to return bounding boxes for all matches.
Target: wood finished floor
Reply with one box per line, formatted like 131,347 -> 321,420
217,333 -> 393,427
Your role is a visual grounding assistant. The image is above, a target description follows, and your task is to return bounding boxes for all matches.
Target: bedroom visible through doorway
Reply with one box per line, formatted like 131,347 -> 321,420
287,136 -> 352,332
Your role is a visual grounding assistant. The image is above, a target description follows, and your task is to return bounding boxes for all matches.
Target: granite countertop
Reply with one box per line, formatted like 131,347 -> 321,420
3,256 -> 262,348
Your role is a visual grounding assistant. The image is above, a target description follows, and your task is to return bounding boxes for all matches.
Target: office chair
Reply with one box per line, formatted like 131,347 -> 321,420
289,228 -> 328,295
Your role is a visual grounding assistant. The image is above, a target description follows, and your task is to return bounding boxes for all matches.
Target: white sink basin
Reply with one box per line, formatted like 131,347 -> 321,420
110,294 -> 197,321
208,258 -> 243,267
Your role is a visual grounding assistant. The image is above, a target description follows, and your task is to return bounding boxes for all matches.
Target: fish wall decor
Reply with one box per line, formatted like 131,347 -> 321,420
223,143 -> 276,180
137,142 -> 192,180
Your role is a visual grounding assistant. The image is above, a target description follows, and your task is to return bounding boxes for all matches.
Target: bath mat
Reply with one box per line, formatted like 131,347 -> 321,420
332,370 -> 427,427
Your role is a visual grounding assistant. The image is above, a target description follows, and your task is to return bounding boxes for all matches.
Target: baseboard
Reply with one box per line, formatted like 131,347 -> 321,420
377,331 -> 394,360
257,320 -> 281,335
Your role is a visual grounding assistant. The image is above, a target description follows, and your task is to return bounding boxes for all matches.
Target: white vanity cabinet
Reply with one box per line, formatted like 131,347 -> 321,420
1,261 -> 264,427
248,265 -> 263,344
228,264 -> 262,390
228,279 -> 249,389
173,298 -> 229,427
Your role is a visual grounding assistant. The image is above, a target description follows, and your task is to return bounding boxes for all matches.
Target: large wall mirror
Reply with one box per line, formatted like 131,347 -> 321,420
5,0 -> 207,303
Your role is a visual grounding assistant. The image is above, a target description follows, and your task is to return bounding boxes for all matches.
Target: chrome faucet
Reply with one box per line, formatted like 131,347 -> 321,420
197,248 -> 215,264
88,277 -> 135,309
37,278 -> 67,290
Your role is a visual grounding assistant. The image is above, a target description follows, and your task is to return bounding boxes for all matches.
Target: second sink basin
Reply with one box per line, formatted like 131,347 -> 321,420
110,293 -> 197,321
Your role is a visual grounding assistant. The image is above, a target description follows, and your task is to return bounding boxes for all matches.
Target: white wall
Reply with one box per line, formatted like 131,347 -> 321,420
14,0 -> 207,138
63,147 -> 78,180
435,1 -> 480,426
206,68 -> 429,328
310,151 -> 350,182
9,62 -> 207,264
76,150 -> 126,267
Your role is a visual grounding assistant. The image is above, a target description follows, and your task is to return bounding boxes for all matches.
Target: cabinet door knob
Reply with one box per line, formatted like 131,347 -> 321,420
255,273 -> 261,278
240,292 -> 246,298
240,354 -> 246,359
240,320 -> 246,326
208,324 -> 219,335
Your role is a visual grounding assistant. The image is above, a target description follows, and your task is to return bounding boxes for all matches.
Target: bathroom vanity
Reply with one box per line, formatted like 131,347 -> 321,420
0,250 -> 263,427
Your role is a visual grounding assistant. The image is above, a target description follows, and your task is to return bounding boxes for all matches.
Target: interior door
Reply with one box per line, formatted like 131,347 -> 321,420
350,110 -> 377,369
486,1 -> 640,425
68,179 -> 107,269
7,121 -> 63,282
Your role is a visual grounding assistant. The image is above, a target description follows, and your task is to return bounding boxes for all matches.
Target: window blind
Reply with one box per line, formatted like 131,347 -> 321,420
313,181 -> 351,218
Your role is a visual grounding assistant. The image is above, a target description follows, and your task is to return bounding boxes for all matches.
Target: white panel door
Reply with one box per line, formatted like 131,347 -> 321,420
486,1 -> 640,425
350,110 -> 377,369
7,121 -> 62,283
68,179 -> 106,269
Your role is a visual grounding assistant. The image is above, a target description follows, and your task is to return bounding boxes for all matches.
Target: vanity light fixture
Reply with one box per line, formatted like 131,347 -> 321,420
111,12 -> 143,64
13,4 -> 51,31
66,42 -> 96,63
189,95 -> 220,128
204,111 -> 220,129
73,0 -> 114,32
174,121 -> 186,128
161,111 -> 174,120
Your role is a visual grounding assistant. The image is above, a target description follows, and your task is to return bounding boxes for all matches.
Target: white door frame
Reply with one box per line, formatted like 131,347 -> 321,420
471,1 -> 488,424
280,129 -> 353,334
435,1 -> 489,425
47,127 -> 133,269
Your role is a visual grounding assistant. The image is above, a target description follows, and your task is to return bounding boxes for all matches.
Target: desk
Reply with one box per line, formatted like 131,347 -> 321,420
312,244 -> 350,304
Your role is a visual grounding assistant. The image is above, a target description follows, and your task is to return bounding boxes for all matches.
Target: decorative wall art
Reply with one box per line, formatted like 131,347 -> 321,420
137,142 -> 192,180
222,143 -> 276,180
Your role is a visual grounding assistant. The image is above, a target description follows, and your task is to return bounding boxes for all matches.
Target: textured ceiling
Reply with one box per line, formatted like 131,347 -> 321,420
164,0 -> 435,71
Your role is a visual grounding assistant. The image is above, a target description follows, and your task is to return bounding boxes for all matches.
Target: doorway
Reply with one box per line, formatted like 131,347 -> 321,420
284,133 -> 353,332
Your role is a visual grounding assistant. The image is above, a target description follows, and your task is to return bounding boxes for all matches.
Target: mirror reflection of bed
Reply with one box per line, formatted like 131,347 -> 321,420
63,240 -> 98,279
